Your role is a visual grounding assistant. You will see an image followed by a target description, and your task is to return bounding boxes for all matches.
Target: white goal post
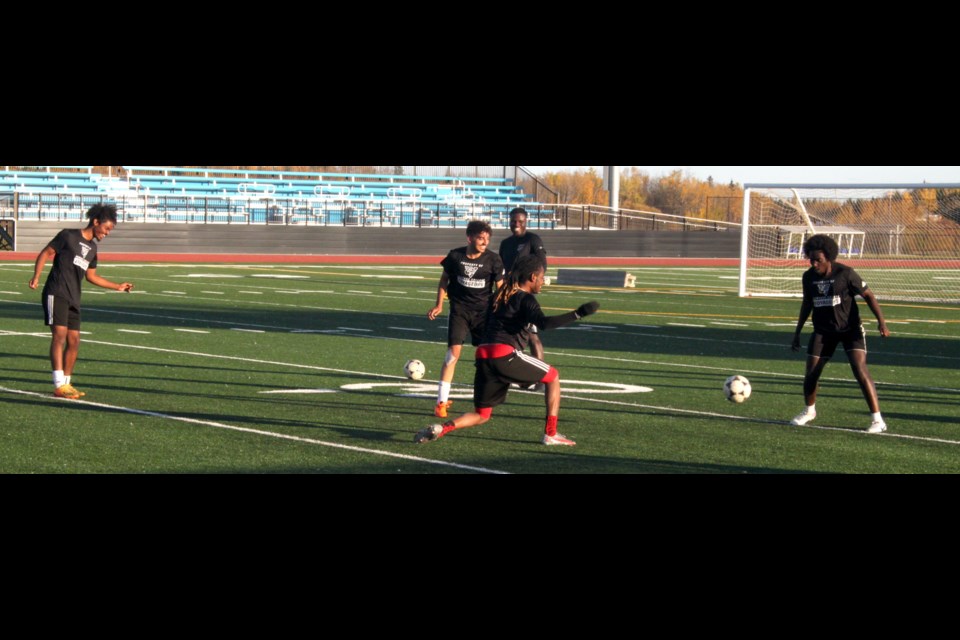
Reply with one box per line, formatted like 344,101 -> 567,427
740,184 -> 960,303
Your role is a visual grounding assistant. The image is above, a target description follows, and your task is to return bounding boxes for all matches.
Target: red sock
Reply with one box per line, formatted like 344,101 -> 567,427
545,415 -> 558,437
441,421 -> 458,436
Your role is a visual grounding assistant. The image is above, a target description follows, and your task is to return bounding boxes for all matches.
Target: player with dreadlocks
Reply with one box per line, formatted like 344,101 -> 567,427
414,255 -> 599,446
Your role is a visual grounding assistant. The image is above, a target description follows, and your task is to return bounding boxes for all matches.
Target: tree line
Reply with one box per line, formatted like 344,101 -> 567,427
541,167 -> 744,222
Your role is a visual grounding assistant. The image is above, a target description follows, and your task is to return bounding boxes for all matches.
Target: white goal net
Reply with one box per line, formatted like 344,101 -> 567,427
740,184 -> 960,303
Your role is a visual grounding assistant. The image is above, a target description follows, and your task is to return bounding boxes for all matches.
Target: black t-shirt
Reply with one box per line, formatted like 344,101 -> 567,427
802,262 -> 868,334
41,229 -> 98,306
482,290 -> 553,351
499,232 -> 547,273
440,247 -> 504,311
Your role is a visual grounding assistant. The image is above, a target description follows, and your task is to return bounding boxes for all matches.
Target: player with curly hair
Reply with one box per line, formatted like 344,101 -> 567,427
28,204 -> 134,399
415,255 -> 599,446
790,234 -> 890,433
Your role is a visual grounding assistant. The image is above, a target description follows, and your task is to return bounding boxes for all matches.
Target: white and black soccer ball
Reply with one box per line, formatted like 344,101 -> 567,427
404,359 -> 426,380
723,375 -> 752,404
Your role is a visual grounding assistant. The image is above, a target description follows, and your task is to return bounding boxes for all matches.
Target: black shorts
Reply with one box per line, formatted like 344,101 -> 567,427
473,350 -> 555,409
42,294 -> 81,330
808,326 -> 866,360
448,305 -> 487,348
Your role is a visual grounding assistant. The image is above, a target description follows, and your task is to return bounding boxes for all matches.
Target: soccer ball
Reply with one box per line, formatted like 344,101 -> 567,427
404,359 -> 426,380
723,375 -> 752,404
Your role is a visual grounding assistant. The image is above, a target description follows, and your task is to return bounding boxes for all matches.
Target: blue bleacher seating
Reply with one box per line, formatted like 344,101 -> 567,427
1,166 -> 553,228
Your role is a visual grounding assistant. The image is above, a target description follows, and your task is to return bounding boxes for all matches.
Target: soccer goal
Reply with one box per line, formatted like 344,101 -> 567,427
739,184 -> 960,303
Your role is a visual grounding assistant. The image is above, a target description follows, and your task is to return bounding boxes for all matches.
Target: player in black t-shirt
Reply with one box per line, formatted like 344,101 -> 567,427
28,204 -> 134,399
790,235 -> 890,433
426,220 -> 504,418
499,207 -> 548,369
415,255 -> 599,446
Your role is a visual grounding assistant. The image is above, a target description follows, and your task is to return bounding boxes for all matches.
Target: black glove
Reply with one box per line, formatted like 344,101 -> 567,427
575,301 -> 599,319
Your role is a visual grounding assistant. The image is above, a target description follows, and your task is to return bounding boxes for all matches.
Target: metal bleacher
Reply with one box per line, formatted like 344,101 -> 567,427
0,166 -> 556,229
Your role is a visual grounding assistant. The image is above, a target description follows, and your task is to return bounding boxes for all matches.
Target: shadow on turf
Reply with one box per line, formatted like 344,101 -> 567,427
7,297 -> 949,365
1,390 -> 829,474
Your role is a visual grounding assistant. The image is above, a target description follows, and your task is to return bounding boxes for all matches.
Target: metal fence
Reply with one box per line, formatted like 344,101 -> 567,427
555,204 -> 741,232
0,191 -> 741,234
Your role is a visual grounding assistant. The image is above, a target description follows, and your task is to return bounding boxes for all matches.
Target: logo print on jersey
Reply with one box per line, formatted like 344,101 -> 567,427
816,281 -> 832,296
463,264 -> 480,278
79,243 -> 92,259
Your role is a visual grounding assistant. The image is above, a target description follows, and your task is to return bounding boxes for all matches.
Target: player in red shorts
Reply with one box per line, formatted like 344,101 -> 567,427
415,254 -> 599,446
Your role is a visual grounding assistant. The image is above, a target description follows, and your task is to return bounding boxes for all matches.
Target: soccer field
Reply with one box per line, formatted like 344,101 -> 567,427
1,261 -> 959,474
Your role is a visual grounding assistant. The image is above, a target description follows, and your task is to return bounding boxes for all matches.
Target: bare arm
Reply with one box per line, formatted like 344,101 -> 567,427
427,272 -> 450,320
86,268 -> 134,292
862,290 -> 890,338
28,246 -> 56,289
792,298 -> 813,352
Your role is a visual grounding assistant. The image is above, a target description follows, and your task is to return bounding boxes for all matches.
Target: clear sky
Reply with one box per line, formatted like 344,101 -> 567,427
524,166 -> 960,185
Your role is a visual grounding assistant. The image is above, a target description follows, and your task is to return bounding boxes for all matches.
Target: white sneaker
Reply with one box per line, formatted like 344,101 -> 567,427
791,410 -> 816,426
542,433 -> 576,446
867,419 -> 887,434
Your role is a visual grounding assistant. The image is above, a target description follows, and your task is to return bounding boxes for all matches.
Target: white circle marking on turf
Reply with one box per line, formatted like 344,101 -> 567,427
340,380 -> 653,398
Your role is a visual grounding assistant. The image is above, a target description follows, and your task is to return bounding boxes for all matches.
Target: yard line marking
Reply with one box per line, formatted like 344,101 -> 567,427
347,290 -> 372,294
383,290 -> 407,295
668,323 -> 706,328
184,274 -> 243,278
239,291 -> 263,295
711,322 -> 750,327
626,323 -> 659,329
174,328 -> 210,334
546,349 -> 960,394
259,388 -> 339,394
231,328 -> 265,333
388,327 -> 425,332
0,291 -> 22,295
201,291 -> 225,295
289,329 -> 345,334
361,275 -> 424,279
9,327 -> 959,426
561,394 -> 960,446
163,291 -> 187,295
118,329 -> 151,334
338,327 -> 373,332
250,275 -> 309,279
0,385 -> 509,475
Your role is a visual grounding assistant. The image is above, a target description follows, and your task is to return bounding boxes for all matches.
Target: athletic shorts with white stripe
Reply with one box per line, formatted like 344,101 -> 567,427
42,294 -> 81,330
473,348 -> 557,409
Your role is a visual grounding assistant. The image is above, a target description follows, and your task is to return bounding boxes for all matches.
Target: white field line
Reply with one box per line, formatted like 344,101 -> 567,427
562,394 -> 960,446
3,294 -> 959,364
545,349 -> 960,394
174,329 -> 210,334
118,329 -> 151,334
4,331 -> 959,446
0,386 -> 508,475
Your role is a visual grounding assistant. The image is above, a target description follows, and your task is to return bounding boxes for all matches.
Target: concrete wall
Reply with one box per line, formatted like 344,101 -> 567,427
9,222 -> 741,258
